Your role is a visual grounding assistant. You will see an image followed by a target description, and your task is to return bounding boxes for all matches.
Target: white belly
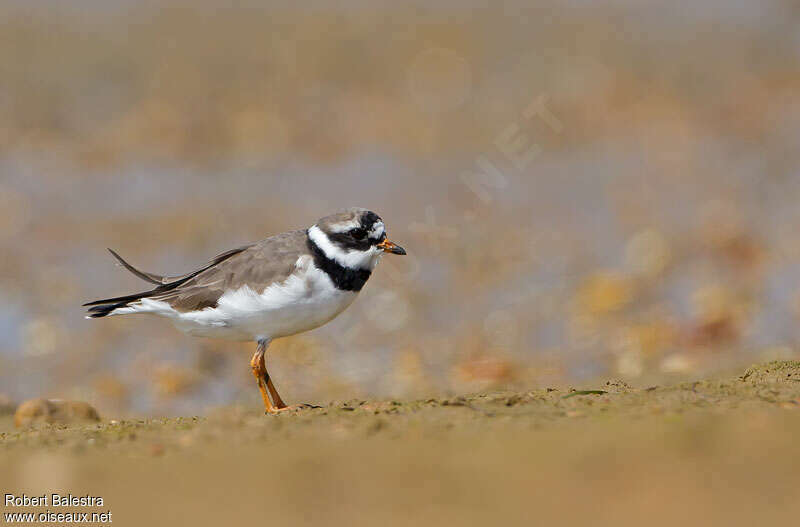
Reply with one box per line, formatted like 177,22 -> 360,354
127,256 -> 358,341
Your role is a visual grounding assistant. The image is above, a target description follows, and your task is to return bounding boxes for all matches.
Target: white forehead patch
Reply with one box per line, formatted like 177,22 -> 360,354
368,221 -> 385,240
328,220 -> 360,233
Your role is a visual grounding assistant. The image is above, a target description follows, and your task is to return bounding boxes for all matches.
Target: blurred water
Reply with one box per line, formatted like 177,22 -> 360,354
1,0 -> 799,414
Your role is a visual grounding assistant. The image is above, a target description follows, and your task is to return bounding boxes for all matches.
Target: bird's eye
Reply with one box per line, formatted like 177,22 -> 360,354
351,228 -> 367,240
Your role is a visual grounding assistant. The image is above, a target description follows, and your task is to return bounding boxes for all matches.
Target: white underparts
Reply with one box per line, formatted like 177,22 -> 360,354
106,254 -> 358,341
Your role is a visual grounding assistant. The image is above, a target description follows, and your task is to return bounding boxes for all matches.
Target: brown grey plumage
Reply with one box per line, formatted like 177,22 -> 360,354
83,208 -> 407,413
85,230 -> 308,315
84,207 -> 401,318
158,230 -> 308,312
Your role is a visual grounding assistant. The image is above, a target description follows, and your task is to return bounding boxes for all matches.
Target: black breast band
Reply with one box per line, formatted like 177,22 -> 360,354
307,234 -> 372,291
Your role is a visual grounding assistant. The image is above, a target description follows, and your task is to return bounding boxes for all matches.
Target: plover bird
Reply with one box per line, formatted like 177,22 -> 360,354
84,208 -> 406,413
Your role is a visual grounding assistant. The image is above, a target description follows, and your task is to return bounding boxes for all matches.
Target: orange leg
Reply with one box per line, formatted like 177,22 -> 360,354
250,343 -> 280,413
266,376 -> 287,409
251,338 -> 320,414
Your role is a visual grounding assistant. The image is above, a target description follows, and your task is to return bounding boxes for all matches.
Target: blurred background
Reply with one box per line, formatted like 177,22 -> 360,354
2,0 -> 800,417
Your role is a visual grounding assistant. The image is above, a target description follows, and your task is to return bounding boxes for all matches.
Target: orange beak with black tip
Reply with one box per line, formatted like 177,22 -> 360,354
377,239 -> 406,255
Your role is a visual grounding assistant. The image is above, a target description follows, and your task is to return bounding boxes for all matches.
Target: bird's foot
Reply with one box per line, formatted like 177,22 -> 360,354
266,403 -> 321,415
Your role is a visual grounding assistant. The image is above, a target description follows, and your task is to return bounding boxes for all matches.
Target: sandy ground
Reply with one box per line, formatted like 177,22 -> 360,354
1,361 -> 799,526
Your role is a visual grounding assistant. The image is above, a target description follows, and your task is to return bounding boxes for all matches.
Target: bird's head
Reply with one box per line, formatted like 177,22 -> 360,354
308,208 -> 406,270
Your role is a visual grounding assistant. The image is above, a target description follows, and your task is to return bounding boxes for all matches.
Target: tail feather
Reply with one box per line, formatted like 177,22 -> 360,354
84,244 -> 251,319
86,301 -> 131,319
107,248 -> 169,285
83,290 -> 161,308
83,288 -> 163,318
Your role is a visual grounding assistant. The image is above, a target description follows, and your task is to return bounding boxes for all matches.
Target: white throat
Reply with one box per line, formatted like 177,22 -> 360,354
308,225 -> 382,271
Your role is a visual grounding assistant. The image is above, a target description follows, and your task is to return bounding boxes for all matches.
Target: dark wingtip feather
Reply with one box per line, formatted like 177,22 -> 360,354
85,301 -> 129,318
107,248 -> 167,285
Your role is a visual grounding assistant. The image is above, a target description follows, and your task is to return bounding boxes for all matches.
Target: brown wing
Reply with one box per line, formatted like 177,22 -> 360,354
150,230 -> 309,312
85,230 -> 310,317
85,243 -> 254,317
